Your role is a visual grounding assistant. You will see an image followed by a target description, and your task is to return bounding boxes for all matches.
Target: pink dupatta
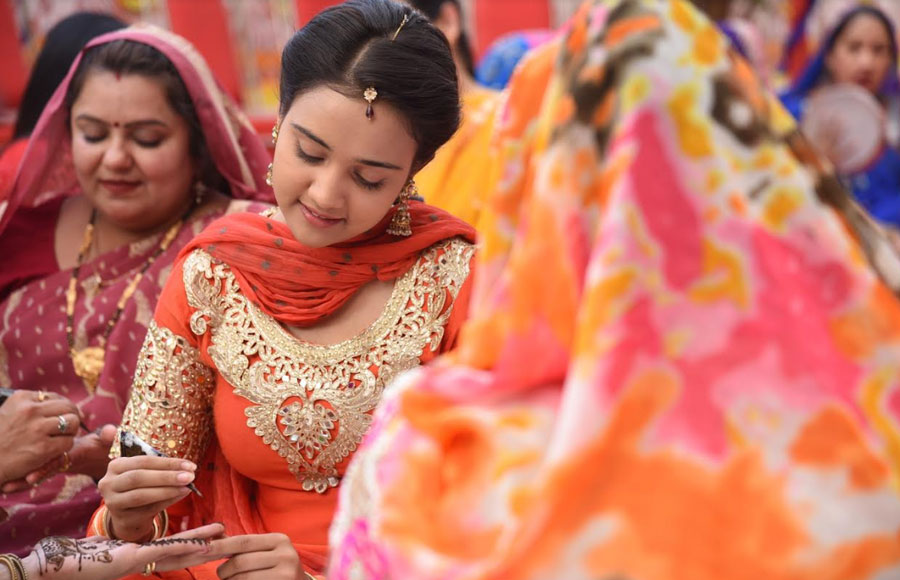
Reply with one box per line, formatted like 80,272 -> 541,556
330,1 -> 900,578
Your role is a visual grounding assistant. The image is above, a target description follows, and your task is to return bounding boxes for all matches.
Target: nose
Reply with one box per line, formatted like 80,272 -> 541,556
858,49 -> 878,70
306,166 -> 344,212
102,135 -> 134,172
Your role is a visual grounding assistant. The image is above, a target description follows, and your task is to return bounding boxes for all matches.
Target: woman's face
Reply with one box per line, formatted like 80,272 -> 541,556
70,70 -> 196,233
826,12 -> 894,94
272,85 -> 418,248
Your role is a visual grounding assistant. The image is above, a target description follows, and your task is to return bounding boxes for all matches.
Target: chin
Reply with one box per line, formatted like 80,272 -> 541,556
100,206 -> 163,233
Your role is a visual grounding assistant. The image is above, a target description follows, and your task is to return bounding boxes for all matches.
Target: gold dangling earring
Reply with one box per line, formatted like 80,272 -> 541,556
193,181 -> 206,206
266,123 -> 279,187
388,179 -> 415,237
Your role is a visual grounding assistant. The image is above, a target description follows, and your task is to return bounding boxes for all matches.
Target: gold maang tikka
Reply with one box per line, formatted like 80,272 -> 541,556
364,87 -> 377,120
363,13 -> 410,121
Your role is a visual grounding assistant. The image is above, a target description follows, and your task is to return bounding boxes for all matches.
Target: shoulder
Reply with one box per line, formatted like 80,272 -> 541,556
415,237 -> 476,290
181,248 -> 236,298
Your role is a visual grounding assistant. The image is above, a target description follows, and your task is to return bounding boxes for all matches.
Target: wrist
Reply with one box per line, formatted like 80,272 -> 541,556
107,508 -> 168,542
20,553 -> 39,579
0,553 -> 31,580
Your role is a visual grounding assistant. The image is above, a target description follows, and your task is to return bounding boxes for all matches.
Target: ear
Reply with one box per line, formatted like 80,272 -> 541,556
433,1 -> 462,47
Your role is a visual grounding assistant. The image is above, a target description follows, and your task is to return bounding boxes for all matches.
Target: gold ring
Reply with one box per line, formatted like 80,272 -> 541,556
142,561 -> 156,576
60,451 -> 71,473
57,415 -> 69,434
36,390 -> 47,402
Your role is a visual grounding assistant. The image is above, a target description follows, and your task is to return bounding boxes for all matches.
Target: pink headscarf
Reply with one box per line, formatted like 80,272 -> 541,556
0,25 -> 273,233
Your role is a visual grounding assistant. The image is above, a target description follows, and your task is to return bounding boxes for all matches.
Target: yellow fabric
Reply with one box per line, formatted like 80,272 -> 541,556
415,88 -> 501,227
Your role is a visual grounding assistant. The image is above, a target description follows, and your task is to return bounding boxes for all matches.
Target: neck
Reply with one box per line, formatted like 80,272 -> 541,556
90,199 -> 194,257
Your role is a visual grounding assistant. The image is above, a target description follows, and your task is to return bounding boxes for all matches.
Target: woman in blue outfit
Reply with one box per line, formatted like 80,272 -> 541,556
780,4 -> 900,226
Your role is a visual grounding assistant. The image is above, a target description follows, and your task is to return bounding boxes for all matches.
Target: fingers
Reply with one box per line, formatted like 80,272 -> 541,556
143,524 -> 227,574
210,534 -> 278,556
216,551 -> 277,579
103,461 -> 196,493
103,486 -> 191,516
106,455 -> 195,476
168,523 -> 226,541
212,534 -> 299,580
97,424 -> 118,444
136,538 -> 211,574
1,478 -> 30,493
43,412 -> 81,436
36,398 -> 80,418
100,457 -> 197,517
24,460 -> 62,485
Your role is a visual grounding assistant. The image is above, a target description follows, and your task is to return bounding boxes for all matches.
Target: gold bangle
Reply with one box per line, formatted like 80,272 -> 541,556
142,561 -> 156,576
150,509 -> 169,541
59,451 -> 71,473
0,556 -> 15,580
0,554 -> 26,580
12,556 -> 26,580
104,507 -> 167,541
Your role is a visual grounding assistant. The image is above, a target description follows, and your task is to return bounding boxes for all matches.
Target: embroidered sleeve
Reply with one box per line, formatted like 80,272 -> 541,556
111,320 -> 215,463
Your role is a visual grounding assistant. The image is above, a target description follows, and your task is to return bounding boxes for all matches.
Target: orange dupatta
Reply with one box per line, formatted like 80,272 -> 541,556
179,201 -> 476,327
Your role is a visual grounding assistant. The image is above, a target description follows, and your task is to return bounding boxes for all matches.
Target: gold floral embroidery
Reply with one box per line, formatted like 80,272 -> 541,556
112,321 -> 215,463
183,239 -> 474,492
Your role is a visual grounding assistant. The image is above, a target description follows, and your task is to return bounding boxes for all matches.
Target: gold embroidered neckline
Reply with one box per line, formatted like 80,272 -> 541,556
254,268 -> 415,357
183,240 -> 474,493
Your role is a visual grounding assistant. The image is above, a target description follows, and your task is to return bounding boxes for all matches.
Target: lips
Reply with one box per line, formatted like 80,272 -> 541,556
99,179 -> 141,195
300,202 -> 344,228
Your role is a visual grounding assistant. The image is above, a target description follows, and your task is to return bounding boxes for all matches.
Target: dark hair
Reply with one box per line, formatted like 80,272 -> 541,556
827,6 -> 898,63
65,39 -> 228,194
406,0 -> 476,77
279,0 -> 460,170
13,12 -> 125,140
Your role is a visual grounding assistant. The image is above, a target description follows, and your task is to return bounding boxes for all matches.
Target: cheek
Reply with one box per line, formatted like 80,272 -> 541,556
351,189 -> 399,223
137,141 -> 192,183
831,53 -> 857,80
70,140 -> 100,178
273,156 -> 314,201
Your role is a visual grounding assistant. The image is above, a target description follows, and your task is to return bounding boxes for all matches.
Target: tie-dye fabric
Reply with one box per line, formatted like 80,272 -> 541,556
329,1 -> 900,579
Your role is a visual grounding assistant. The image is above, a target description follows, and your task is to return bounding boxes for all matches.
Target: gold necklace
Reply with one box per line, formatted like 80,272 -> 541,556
66,210 -> 189,394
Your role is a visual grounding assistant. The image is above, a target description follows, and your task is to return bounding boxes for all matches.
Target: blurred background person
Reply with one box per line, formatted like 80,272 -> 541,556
0,11 -> 125,203
0,26 -> 272,556
407,0 -> 503,227
780,2 -> 900,227
475,29 -> 555,90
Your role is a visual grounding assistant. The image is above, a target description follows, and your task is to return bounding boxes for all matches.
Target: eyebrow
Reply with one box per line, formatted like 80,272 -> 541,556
74,114 -> 168,129
291,122 -> 404,171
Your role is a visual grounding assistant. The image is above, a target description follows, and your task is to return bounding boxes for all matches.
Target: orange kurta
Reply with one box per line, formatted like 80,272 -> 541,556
90,216 -> 475,578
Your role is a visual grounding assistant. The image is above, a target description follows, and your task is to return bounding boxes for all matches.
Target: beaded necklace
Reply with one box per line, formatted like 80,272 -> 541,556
66,208 -> 190,394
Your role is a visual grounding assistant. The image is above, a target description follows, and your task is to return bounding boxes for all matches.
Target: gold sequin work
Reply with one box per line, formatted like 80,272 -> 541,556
183,239 -> 473,493
112,321 -> 215,462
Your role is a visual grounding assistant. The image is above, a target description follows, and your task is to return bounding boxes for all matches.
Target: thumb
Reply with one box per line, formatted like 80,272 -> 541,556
97,424 -> 117,445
